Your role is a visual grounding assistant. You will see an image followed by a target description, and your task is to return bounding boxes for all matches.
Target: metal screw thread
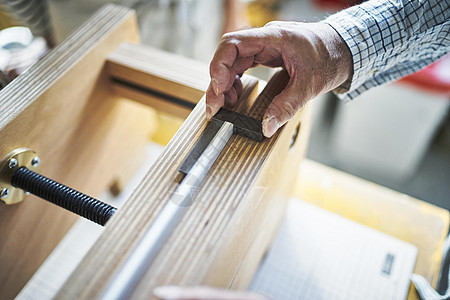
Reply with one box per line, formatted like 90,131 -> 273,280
11,167 -> 116,226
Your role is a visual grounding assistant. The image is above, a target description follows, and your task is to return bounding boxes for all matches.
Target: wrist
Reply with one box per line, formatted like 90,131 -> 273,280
313,22 -> 353,93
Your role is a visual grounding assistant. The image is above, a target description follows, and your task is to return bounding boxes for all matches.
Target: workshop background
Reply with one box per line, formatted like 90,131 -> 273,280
0,0 -> 449,211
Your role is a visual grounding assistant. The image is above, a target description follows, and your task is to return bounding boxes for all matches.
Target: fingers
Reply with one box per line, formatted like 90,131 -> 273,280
206,75 -> 242,120
233,56 -> 255,75
224,75 -> 242,108
224,86 -> 238,108
153,285 -> 269,300
262,78 -> 305,138
209,41 -> 238,96
207,28 -> 271,118
207,20 -> 348,137
206,83 -> 224,120
233,75 -> 243,95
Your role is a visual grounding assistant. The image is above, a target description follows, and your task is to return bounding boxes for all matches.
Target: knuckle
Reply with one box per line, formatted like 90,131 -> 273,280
276,27 -> 293,40
265,21 -> 283,27
209,62 -> 222,76
221,32 -> 238,43
280,97 -> 299,120
206,85 -> 215,97
265,26 -> 288,42
264,22 -> 291,39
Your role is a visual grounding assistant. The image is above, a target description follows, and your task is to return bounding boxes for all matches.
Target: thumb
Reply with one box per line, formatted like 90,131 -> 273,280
262,80 -> 305,138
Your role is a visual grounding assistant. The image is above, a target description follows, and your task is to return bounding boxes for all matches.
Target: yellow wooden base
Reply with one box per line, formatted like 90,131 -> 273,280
294,159 -> 449,300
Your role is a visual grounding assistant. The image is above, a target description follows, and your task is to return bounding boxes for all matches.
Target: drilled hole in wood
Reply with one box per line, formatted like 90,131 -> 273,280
289,122 -> 301,150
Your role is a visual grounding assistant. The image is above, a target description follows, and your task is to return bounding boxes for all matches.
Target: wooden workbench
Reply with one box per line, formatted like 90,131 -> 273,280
1,4 -> 447,298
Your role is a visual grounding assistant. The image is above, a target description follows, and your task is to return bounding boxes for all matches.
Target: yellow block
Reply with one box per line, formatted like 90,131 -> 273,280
294,159 -> 449,299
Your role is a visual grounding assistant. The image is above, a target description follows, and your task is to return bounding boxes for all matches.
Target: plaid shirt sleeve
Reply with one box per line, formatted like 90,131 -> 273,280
322,0 -> 450,101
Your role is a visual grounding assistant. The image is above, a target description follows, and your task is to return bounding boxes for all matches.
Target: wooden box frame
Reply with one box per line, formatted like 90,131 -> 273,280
0,4 -> 312,299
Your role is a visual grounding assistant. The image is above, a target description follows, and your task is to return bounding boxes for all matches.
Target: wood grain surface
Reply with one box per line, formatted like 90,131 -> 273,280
57,70 -> 312,298
0,5 -> 152,299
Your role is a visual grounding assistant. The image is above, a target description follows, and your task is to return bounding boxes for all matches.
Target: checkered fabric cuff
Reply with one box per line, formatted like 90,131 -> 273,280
322,0 -> 450,101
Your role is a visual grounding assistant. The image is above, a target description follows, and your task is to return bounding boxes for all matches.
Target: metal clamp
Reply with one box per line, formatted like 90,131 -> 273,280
0,148 -> 41,204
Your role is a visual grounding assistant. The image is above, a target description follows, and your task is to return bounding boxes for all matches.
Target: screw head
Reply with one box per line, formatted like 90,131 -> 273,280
0,188 -> 9,199
8,158 -> 17,169
31,157 -> 40,167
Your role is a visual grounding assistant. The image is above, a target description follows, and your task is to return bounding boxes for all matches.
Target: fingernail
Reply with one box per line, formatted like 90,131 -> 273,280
153,286 -> 182,299
262,116 -> 279,138
206,104 -> 213,120
211,78 -> 220,96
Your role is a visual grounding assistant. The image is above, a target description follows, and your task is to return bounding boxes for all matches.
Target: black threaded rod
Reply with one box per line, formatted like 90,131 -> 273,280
11,167 -> 116,226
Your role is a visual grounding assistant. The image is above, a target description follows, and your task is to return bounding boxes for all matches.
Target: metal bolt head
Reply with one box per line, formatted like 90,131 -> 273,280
0,188 -> 9,199
31,156 -> 40,167
8,158 -> 17,169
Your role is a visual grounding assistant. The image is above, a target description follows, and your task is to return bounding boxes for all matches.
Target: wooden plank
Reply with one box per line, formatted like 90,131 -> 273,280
57,70 -> 312,298
294,159 -> 450,300
112,84 -> 193,119
107,43 -> 210,116
106,43 -> 214,190
0,5 -> 152,299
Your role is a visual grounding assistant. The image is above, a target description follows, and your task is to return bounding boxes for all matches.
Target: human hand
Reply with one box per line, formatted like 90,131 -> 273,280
154,286 -> 269,300
206,21 -> 353,137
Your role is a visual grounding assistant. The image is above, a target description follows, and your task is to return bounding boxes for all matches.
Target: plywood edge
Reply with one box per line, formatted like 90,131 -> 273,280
0,4 -> 135,130
107,43 -> 209,105
207,103 -> 314,290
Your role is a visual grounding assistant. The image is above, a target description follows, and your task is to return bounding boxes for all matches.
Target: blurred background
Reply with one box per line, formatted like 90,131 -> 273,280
0,0 -> 448,210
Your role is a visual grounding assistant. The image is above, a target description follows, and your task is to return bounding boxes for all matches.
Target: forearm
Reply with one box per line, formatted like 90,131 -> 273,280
323,0 -> 450,101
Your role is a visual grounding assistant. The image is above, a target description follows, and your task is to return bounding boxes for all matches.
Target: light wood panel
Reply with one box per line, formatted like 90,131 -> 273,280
107,43 -> 210,118
0,5 -> 152,299
295,159 -> 450,300
57,70 -> 312,298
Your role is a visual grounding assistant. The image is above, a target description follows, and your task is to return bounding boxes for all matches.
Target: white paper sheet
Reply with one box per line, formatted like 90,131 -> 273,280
249,199 -> 417,300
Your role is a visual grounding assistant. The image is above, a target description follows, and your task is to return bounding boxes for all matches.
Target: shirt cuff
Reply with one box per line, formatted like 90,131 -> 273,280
321,2 -> 385,101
